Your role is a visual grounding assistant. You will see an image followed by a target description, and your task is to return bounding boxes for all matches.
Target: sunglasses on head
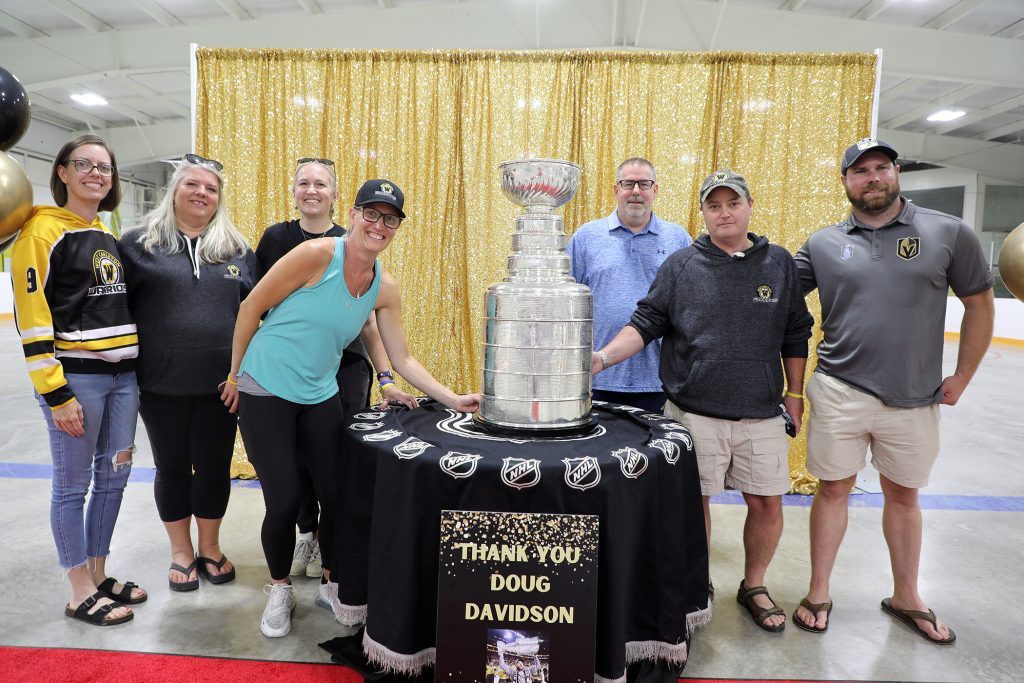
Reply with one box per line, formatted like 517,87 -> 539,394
297,157 -> 335,167
184,153 -> 224,172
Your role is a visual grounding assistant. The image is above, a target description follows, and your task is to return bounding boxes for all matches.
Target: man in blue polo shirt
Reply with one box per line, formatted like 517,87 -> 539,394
568,157 -> 692,412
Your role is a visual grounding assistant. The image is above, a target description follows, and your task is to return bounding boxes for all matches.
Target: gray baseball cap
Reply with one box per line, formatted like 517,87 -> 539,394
841,138 -> 898,174
699,169 -> 750,203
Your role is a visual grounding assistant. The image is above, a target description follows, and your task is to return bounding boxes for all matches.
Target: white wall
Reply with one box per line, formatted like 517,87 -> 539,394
946,296 -> 1024,342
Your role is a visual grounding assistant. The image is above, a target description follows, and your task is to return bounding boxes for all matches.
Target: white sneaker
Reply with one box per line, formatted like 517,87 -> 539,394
260,583 -> 295,638
290,534 -> 315,576
305,539 -> 322,578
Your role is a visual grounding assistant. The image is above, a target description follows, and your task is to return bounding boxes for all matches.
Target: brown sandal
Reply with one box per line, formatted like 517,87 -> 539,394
793,597 -> 833,633
736,580 -> 785,632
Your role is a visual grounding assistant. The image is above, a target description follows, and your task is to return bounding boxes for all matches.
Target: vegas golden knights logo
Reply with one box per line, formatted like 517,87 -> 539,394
897,237 -> 920,261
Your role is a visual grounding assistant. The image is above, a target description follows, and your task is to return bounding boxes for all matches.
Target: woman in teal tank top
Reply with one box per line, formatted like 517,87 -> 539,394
220,179 -> 480,638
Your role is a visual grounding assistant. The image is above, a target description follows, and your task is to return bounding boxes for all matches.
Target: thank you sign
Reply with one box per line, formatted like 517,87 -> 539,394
436,510 -> 599,682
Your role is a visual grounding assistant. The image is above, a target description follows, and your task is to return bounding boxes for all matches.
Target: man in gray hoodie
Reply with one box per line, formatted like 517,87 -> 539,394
593,170 -> 813,633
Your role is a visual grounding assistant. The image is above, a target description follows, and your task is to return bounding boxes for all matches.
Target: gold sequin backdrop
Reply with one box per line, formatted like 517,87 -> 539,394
196,49 -> 877,489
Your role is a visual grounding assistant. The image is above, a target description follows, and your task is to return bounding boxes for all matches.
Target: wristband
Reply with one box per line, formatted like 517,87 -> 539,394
379,379 -> 396,389
598,350 -> 610,370
226,375 -> 238,386
784,391 -> 803,399
377,370 -> 394,381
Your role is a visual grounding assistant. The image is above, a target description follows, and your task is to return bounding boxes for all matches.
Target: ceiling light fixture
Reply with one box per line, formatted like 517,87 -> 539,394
926,109 -> 965,122
71,92 -> 108,106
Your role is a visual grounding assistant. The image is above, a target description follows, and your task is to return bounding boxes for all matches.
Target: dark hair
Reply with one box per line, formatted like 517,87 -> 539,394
50,134 -> 122,212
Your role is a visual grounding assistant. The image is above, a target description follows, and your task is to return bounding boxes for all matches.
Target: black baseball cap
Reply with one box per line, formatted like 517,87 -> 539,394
841,138 -> 898,174
354,179 -> 405,218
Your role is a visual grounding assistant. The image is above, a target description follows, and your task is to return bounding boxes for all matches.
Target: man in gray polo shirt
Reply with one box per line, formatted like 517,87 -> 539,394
594,170 -> 812,633
792,139 -> 994,644
568,157 -> 692,412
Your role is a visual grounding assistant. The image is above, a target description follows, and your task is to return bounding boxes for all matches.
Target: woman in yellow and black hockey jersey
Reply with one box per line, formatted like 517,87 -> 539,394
11,134 -> 147,626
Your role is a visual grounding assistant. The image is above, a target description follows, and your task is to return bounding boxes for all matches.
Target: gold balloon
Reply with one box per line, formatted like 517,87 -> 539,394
0,150 -> 32,250
999,222 -> 1024,302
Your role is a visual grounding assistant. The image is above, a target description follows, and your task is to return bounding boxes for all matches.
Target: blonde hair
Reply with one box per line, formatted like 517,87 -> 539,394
292,160 -> 338,216
129,160 -> 249,263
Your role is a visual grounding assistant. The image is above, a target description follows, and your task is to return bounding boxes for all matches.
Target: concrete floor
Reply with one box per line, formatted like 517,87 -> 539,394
1,318 -> 1022,683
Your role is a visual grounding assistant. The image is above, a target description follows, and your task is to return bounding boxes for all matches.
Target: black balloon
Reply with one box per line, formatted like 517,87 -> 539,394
0,66 -> 31,151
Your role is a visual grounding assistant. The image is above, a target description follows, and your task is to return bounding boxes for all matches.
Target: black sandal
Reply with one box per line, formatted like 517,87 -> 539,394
168,559 -> 199,592
196,554 -> 236,585
97,577 -> 147,604
64,592 -> 133,626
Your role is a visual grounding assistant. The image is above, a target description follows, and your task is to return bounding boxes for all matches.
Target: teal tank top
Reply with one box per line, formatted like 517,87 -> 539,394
239,237 -> 381,404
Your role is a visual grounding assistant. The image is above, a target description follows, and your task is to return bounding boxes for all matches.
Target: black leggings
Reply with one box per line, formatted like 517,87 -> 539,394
295,352 -> 372,534
139,392 -> 237,522
238,391 -> 345,580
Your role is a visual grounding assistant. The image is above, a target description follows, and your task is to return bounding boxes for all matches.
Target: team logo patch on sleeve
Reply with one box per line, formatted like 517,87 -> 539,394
501,457 -> 542,490
88,250 -> 127,296
562,456 -> 601,491
897,237 -> 920,260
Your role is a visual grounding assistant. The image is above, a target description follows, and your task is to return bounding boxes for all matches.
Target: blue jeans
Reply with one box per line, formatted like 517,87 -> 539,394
37,372 -> 139,569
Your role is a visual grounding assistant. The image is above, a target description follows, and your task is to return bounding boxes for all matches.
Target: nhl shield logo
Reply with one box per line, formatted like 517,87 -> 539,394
562,456 -> 601,491
658,421 -> 684,431
501,457 -> 542,490
349,422 -> 383,431
611,447 -> 648,479
663,431 -> 694,451
640,413 -> 671,421
897,237 -> 920,261
649,439 -> 681,465
616,405 -> 645,414
439,452 -> 482,479
363,429 -> 402,442
394,437 -> 432,459
353,411 -> 386,420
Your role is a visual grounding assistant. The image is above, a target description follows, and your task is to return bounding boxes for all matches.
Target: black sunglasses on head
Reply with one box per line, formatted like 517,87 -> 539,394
184,153 -> 224,172
297,157 -> 335,167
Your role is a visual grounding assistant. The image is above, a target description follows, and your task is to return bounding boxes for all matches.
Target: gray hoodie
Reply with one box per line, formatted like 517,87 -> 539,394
628,233 -> 812,420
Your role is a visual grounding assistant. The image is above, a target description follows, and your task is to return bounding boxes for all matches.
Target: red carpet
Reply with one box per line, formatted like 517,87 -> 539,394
0,646 -> 362,682
0,646 -> 875,682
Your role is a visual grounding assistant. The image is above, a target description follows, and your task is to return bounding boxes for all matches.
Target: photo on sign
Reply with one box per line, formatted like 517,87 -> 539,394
486,628 -> 549,682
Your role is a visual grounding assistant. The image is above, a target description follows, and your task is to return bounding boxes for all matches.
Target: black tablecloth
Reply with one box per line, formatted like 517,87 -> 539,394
331,400 -> 709,682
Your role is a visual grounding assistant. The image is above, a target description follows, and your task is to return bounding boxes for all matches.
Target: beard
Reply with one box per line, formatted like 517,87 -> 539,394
847,180 -> 900,214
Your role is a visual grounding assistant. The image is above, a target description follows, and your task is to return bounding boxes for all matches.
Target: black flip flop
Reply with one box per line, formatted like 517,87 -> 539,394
881,598 -> 956,645
168,559 -> 199,592
64,592 -> 133,626
793,598 -> 832,633
97,576 -> 147,605
197,554 -> 236,585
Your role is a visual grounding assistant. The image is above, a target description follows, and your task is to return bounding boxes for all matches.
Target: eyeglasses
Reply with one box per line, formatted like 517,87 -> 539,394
358,206 -> 402,230
617,179 -> 655,191
184,153 -> 224,172
67,159 -> 114,176
297,157 -> 335,167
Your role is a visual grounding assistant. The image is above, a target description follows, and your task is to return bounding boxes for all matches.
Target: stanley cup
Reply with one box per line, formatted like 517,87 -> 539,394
475,159 -> 594,434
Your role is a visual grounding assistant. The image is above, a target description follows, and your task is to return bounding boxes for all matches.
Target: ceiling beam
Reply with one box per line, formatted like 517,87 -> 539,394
28,91 -> 111,130
923,0 -> 992,31
980,118 -> 1024,142
783,0 -> 809,10
297,0 -> 323,14
42,0 -> 112,32
994,18 -> 1024,39
378,0 -> 396,8
0,9 -> 46,38
881,127 -> 1024,183
213,0 -> 253,21
851,0 -> 895,22
880,77 -> 925,104
881,83 -> 989,129
24,67 -> 184,92
128,0 -> 184,27
935,93 -> 1024,134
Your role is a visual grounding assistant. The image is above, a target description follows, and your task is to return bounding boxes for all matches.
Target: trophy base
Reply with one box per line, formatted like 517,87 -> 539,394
472,412 -> 598,439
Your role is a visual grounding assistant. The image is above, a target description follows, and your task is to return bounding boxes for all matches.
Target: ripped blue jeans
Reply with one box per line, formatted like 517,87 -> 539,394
37,372 -> 139,569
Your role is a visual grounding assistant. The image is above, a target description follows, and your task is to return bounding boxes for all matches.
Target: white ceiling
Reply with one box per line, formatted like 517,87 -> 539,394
1,0 -> 1022,181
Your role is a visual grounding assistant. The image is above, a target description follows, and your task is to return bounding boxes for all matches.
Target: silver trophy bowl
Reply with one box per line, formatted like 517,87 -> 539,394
476,159 -> 594,436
